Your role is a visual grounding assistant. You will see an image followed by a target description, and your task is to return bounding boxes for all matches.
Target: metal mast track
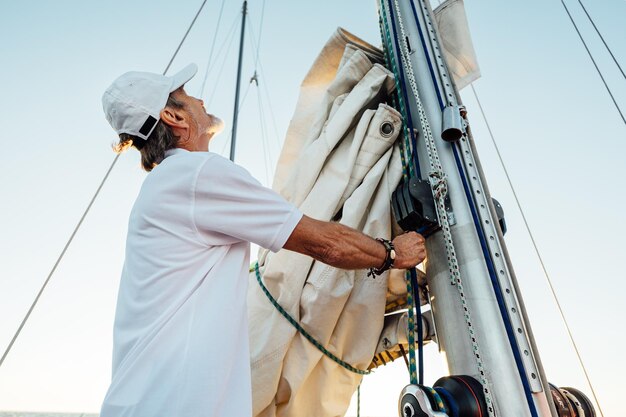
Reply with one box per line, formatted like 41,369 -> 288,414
380,0 -> 560,415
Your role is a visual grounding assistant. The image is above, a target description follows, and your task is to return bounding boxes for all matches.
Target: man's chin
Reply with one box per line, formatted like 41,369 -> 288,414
208,116 -> 225,135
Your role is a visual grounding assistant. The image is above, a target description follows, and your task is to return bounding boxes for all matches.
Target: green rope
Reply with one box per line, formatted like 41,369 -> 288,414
404,270 -> 418,385
253,262 -> 371,375
378,4 -> 414,181
424,386 -> 447,413
379,0 -> 420,387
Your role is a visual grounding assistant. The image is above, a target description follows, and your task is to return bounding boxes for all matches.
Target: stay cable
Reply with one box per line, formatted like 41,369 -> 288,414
0,0 -> 209,371
576,0 -> 625,80
559,0 -> 625,126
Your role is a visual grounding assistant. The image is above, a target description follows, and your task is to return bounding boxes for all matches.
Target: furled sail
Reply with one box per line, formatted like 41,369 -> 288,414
247,28 -> 404,417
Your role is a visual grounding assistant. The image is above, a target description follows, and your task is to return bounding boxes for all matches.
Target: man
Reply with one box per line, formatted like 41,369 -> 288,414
100,63 -> 426,416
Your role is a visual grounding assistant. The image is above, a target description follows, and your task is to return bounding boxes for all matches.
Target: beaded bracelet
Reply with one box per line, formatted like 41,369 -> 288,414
368,238 -> 396,277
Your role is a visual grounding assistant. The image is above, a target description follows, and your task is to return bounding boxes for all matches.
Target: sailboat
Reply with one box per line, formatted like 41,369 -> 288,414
5,0 -> 624,414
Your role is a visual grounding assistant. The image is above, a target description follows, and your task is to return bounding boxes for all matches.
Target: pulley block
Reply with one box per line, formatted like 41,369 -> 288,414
392,177 -> 451,236
399,384 -> 448,417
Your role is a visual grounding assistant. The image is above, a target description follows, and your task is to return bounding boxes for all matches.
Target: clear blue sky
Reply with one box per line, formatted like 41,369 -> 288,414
0,0 -> 624,415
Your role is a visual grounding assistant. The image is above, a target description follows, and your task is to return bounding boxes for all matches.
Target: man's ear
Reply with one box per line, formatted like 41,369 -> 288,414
160,106 -> 188,129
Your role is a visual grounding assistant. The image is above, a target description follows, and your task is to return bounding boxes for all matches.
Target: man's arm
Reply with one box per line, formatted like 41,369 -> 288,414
283,215 -> 426,271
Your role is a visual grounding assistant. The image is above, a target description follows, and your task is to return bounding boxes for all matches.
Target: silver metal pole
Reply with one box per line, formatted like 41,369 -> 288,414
229,0 -> 247,162
381,0 -> 555,415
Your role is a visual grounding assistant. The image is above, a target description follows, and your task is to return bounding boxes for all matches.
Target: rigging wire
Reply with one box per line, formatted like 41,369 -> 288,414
254,58 -> 282,150
0,0 -> 209,371
469,82 -> 606,417
257,86 -> 273,185
247,18 -> 260,74
246,1 -> 276,184
204,14 -> 241,80
218,128 -> 233,156
247,10 -> 282,151
246,9 -> 272,176
243,1 -> 266,77
218,131 -> 233,156
261,64 -> 283,151
215,1 -> 269,159
198,0 -> 228,98
253,0 -> 267,71
163,1 -> 208,75
206,19 -> 241,108
559,0 -> 625,126
576,0 -> 625,80
218,82 -> 253,156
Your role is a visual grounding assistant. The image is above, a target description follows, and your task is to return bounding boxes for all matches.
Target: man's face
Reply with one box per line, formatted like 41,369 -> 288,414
171,87 -> 224,150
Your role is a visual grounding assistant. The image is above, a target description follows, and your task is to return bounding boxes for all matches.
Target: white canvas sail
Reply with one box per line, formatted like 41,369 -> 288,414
248,29 -> 405,417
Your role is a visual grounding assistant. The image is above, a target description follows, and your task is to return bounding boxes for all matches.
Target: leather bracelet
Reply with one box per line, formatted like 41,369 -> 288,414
368,238 -> 396,277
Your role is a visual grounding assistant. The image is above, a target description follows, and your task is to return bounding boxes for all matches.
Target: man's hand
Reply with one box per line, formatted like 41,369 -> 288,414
392,232 -> 427,270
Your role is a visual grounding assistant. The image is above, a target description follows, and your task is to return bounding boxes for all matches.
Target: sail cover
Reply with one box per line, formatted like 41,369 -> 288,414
247,28 -> 404,417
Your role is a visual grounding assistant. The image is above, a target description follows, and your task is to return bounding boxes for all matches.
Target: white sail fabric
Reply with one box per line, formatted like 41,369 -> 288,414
247,29 -> 404,417
433,0 -> 481,89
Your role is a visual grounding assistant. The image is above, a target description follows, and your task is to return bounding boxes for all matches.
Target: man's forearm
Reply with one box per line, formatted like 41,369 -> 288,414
316,221 -> 388,270
283,215 -> 387,270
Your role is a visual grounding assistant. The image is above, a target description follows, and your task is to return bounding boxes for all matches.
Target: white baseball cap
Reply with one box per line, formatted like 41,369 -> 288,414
102,63 -> 198,140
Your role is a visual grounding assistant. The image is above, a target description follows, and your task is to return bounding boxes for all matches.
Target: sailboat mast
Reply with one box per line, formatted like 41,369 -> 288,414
229,0 -> 248,162
380,0 -> 560,415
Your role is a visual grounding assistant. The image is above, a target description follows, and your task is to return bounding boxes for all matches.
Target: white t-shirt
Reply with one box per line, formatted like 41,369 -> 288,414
100,148 -> 302,417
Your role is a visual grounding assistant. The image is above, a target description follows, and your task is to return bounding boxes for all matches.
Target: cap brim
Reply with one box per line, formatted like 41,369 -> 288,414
169,63 -> 198,92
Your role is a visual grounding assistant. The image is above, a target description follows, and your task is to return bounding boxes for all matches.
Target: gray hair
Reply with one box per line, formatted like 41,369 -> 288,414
113,94 -> 186,172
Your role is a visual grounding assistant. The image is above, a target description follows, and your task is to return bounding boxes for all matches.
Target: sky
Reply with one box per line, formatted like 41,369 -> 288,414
0,0 -> 624,416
